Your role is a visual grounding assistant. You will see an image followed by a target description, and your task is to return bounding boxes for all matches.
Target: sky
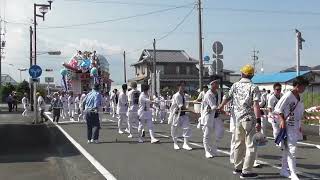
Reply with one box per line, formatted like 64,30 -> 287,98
1,0 -> 320,85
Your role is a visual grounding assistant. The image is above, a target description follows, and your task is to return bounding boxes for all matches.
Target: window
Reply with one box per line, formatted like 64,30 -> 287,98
142,65 -> 145,75
180,65 -> 186,74
165,65 -> 176,74
176,66 -> 180,74
136,66 -> 140,76
186,66 -> 190,74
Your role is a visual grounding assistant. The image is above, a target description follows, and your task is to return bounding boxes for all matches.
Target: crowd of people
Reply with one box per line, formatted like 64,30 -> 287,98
5,91 -> 18,112
15,63 -> 311,180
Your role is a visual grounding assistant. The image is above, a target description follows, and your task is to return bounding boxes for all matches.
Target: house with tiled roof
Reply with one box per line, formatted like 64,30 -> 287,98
1,74 -> 18,86
129,49 -> 200,93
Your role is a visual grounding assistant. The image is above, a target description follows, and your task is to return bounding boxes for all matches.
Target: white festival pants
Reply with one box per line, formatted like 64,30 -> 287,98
127,112 -> 139,134
170,115 -> 191,144
202,115 -> 224,154
138,118 -> 156,140
61,106 -> 69,119
281,126 -> 299,175
118,114 -> 128,130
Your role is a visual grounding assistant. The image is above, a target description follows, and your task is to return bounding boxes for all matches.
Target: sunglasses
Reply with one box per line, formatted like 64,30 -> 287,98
275,89 -> 281,91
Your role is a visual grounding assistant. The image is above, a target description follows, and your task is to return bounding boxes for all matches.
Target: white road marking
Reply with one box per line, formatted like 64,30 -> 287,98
106,118 -> 319,179
45,112 -> 117,180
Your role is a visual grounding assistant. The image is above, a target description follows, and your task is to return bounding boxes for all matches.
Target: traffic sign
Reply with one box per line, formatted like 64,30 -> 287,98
29,65 -> 42,78
204,56 -> 210,62
29,77 -> 40,83
212,54 -> 224,59
210,59 -> 224,76
212,41 -> 223,55
45,77 -> 54,83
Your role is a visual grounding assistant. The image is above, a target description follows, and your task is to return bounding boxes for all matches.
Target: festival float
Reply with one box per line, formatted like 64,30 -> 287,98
60,50 -> 112,94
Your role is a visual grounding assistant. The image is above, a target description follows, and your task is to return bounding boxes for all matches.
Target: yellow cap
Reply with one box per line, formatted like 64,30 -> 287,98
240,64 -> 254,75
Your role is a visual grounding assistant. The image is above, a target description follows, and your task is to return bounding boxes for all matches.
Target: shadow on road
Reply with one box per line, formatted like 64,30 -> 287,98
0,123 -> 81,163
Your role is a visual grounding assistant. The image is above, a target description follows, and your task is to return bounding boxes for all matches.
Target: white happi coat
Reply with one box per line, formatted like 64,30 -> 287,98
201,90 -> 218,127
60,95 -> 68,109
274,91 -> 304,142
138,92 -> 152,120
168,92 -> 188,126
22,97 -> 29,109
117,92 -> 128,115
68,96 -> 75,110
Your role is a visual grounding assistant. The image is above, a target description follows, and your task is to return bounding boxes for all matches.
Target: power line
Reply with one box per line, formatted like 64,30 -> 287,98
204,7 -> 320,16
126,6 -> 196,55
65,0 -> 194,8
38,3 -> 194,29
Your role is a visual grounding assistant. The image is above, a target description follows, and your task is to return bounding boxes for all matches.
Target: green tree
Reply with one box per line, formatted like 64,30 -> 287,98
15,80 -> 30,101
0,83 -> 16,102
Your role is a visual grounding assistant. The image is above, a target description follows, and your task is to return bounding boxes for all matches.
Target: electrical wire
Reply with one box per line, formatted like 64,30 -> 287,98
126,5 -> 196,55
204,7 -> 320,16
38,3 -> 194,29
64,0 -> 194,8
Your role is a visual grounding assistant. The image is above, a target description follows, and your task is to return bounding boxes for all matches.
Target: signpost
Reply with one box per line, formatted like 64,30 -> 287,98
29,65 -> 42,124
212,41 -> 224,100
45,77 -> 54,95
211,41 -> 224,76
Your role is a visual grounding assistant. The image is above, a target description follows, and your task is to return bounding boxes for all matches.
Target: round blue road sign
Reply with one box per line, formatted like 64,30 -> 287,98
204,56 -> 210,62
29,65 -> 42,78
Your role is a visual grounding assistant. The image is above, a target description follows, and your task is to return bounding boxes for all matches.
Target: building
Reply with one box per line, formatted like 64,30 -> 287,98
130,49 -> 199,94
1,74 -> 18,86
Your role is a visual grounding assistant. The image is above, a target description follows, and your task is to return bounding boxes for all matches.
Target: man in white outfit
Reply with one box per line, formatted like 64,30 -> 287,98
117,84 -> 128,134
68,91 -> 75,121
267,83 -> 283,139
158,95 -> 167,124
127,81 -> 140,138
78,91 -> 87,122
74,93 -> 81,115
274,77 -> 308,180
168,81 -> 192,151
111,89 -> 119,118
201,77 -> 223,158
194,86 -> 208,129
259,88 -> 268,135
21,93 -> 29,117
137,84 -> 159,143
153,92 -> 160,122
60,92 -> 68,119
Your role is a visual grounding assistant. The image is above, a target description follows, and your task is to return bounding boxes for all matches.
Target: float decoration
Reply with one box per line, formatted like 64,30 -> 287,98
61,50 -> 110,92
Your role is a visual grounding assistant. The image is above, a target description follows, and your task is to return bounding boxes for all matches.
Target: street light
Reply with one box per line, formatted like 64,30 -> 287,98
33,0 -> 53,65
18,68 -> 28,82
32,0 -> 54,124
36,51 -> 61,56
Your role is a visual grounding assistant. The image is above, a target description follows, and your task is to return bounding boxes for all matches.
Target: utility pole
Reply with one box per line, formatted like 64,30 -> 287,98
252,49 -> 259,73
153,39 -> 157,96
198,0 -> 203,89
296,29 -> 305,76
30,26 -> 34,111
123,51 -> 126,83
0,20 -> 2,88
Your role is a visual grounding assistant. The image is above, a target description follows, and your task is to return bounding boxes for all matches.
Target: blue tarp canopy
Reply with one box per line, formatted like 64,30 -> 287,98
252,71 -> 310,84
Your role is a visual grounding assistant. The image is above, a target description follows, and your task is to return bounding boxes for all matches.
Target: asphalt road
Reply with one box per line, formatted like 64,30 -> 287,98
0,109 -> 105,180
45,112 -> 320,180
